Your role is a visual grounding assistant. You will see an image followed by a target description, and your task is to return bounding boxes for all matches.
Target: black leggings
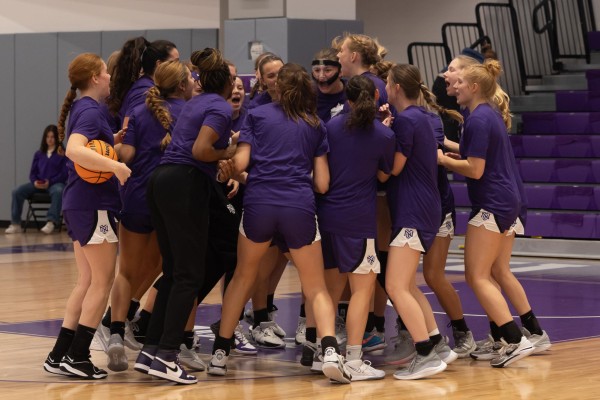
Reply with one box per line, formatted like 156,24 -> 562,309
145,164 -> 222,350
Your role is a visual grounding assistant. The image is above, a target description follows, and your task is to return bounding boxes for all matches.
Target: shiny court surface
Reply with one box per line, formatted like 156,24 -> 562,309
1,231 -> 599,399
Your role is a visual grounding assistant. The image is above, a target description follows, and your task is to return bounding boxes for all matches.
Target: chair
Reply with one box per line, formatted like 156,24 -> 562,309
24,192 -> 62,232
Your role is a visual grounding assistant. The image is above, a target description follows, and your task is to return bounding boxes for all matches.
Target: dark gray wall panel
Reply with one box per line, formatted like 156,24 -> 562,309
146,29 -> 193,61
256,18 -> 288,62
325,19 -> 364,46
288,19 -> 326,70
101,30 -> 145,60
15,33 -> 58,186
57,32 -> 102,113
0,35 -> 15,220
192,29 -> 219,53
224,19 -> 256,74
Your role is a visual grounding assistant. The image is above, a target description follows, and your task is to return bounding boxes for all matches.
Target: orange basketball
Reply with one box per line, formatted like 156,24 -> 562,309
74,140 -> 118,184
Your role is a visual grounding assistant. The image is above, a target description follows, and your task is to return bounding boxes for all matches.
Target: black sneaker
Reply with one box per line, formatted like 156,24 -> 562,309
43,353 -> 74,376
59,355 -> 108,379
300,342 -> 317,367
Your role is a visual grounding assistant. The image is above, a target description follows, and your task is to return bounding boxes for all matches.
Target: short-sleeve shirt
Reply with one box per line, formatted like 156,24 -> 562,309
30,150 -> 67,187
460,103 -> 520,224
120,98 -> 185,215
317,113 -> 395,237
62,96 -> 120,212
247,91 -> 272,110
119,75 -> 154,127
386,105 -> 441,233
161,93 -> 232,179
316,86 -> 347,123
428,112 -> 455,220
239,103 -> 328,213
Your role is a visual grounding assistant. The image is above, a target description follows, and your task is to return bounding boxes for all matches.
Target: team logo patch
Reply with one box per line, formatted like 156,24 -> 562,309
366,255 -> 375,265
404,229 -> 414,239
481,212 -> 490,221
226,204 -> 236,215
446,221 -> 452,230
99,224 -> 109,234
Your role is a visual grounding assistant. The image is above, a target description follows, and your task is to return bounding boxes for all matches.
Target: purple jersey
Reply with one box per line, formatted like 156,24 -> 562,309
427,112 -> 455,220
460,103 -> 520,226
62,96 -> 120,212
29,150 -> 67,186
161,93 -> 232,178
386,105 -> 441,233
342,72 -> 388,115
231,108 -> 247,133
239,103 -> 328,213
99,101 -> 120,133
316,86 -> 347,123
119,75 -> 154,127
120,98 -> 185,215
247,91 -> 272,110
317,113 -> 395,237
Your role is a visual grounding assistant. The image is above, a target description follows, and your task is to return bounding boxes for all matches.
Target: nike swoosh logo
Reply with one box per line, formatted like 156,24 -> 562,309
163,361 -> 181,373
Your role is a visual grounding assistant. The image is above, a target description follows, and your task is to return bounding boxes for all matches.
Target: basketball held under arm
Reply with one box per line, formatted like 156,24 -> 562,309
66,133 -> 123,174
313,154 -> 330,194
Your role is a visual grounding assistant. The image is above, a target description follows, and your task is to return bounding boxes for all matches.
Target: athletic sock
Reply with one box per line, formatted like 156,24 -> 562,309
450,318 -> 469,332
520,310 -> 543,335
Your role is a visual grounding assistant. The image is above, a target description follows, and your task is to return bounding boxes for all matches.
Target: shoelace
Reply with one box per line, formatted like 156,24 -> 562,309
235,326 -> 252,345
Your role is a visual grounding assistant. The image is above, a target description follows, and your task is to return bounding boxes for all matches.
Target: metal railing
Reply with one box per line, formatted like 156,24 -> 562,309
442,23 -> 485,58
476,2 -> 528,96
407,42 -> 451,89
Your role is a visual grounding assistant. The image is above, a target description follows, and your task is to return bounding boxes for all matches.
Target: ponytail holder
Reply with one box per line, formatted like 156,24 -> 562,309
70,86 -> 77,91
419,82 -> 427,90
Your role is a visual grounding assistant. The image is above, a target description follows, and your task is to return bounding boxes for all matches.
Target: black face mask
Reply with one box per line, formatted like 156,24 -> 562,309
312,59 -> 341,87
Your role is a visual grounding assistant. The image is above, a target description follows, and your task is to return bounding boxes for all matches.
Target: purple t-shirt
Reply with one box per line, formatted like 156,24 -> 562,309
342,72 -> 388,115
30,150 -> 67,186
460,103 -> 520,226
428,112 -> 455,220
316,86 -> 347,123
161,93 -> 232,178
247,91 -> 272,110
386,105 -> 441,233
62,96 -> 120,212
317,113 -> 395,237
120,98 -> 185,215
231,108 -> 247,133
119,75 -> 154,127
239,102 -> 328,213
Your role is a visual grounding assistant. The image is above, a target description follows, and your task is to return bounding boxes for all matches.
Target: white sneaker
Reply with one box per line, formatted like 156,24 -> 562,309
106,334 -> 128,372
233,323 -> 257,355
250,321 -> 285,348
322,347 -> 351,384
207,349 -> 228,376
124,320 -> 143,350
335,316 -> 347,345
434,336 -> 458,364
344,359 -> 385,381
179,344 -> 207,371
5,224 -> 22,234
295,316 -> 306,345
244,309 -> 286,338
41,221 -> 55,234
90,323 -> 110,352
521,328 -> 552,354
452,329 -> 477,358
393,349 -> 447,380
490,336 -> 534,368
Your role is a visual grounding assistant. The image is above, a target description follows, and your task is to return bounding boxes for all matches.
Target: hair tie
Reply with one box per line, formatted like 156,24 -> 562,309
70,86 -> 77,91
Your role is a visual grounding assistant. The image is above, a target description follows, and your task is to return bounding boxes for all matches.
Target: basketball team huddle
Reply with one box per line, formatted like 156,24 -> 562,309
42,32 -> 551,385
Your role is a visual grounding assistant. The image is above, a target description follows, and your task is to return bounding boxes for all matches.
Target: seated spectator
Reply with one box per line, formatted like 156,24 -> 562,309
6,124 -> 67,234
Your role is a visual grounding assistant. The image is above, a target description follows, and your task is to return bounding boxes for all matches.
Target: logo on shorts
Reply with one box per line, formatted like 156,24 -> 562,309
367,255 -> 375,265
481,212 -> 490,221
226,204 -> 236,215
404,229 -> 414,239
99,224 -> 109,234
446,221 -> 452,230
511,220 -> 517,228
